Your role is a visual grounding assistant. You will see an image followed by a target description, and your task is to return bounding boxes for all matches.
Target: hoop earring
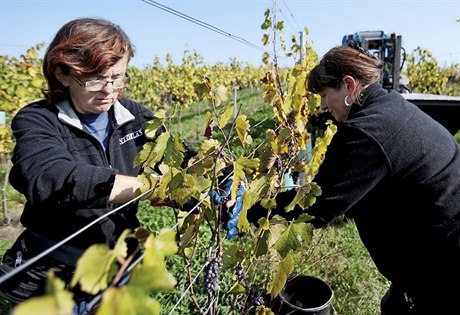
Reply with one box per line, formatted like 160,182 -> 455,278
344,95 -> 353,107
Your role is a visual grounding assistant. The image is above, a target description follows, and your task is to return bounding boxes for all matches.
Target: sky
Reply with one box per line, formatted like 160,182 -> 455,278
1,0 -> 459,69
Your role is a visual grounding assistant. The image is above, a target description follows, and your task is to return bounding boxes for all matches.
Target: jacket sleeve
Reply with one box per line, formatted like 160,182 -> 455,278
9,104 -> 117,208
306,126 -> 389,227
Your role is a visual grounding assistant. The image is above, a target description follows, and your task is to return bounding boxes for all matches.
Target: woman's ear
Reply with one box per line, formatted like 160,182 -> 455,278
55,67 -> 70,87
343,75 -> 357,94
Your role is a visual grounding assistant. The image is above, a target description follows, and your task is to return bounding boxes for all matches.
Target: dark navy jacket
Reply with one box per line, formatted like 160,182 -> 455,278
308,83 -> 460,299
9,98 -> 155,249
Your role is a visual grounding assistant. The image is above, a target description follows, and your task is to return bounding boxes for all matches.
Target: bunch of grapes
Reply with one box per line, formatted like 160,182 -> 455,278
203,257 -> 222,299
248,286 -> 265,308
235,262 -> 245,282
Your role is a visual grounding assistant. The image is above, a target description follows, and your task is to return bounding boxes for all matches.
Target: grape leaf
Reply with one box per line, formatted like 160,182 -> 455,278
70,244 -> 119,295
273,222 -> 313,258
235,115 -> 252,146
268,251 -> 295,298
228,281 -> 246,294
218,103 -> 234,128
210,85 -> 228,107
163,132 -> 185,167
144,116 -> 165,139
95,286 -> 161,315
129,230 -> 177,292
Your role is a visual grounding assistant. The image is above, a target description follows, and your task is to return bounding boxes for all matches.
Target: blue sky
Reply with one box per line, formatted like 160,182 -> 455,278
1,0 -> 459,68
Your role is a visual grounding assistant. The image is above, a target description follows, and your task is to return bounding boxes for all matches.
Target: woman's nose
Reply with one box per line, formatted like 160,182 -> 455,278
320,101 -> 327,110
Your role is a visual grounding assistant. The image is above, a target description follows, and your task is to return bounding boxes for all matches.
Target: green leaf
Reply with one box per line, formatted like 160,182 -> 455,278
167,169 -> 195,205
228,281 -> 246,294
269,252 -> 295,298
290,182 -> 321,211
144,117 -> 165,139
273,222 -> 313,258
221,240 -> 250,270
133,129 -> 169,169
163,133 -> 185,167
133,142 -> 154,168
254,227 -> 269,257
178,223 -> 198,251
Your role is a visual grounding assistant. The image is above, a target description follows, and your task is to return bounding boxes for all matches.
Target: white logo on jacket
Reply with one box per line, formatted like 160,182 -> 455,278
119,129 -> 143,144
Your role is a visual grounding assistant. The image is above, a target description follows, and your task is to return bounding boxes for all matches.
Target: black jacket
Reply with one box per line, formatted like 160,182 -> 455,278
9,98 -> 155,249
259,83 -> 460,302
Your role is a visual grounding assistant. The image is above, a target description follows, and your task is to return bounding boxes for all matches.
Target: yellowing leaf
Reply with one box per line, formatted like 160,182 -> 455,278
269,252 -> 295,298
70,244 -> 118,295
112,229 -> 131,260
136,172 -> 161,199
154,228 -> 178,257
306,121 -> 337,178
219,104 -> 234,128
232,156 -> 259,199
129,231 -> 177,292
235,115 -> 251,146
15,86 -> 28,98
31,77 -> 43,88
211,85 -> 228,107
237,190 -> 252,233
96,286 -> 161,315
276,128 -> 292,155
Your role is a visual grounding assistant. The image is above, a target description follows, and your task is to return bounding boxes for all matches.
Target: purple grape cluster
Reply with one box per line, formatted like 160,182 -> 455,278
248,287 -> 265,308
204,257 -> 222,299
235,263 -> 245,282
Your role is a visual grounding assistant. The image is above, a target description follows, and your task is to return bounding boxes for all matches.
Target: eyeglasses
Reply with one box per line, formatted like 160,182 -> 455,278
71,75 -> 130,91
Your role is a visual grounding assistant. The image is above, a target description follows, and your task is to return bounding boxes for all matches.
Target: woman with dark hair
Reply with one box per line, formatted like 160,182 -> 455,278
0,18 -> 163,313
253,44 -> 460,314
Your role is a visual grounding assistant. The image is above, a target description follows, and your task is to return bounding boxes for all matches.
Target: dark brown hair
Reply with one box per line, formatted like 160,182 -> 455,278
307,45 -> 383,94
42,18 -> 135,102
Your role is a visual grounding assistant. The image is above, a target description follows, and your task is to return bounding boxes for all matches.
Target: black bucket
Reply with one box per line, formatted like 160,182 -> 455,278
275,275 -> 334,315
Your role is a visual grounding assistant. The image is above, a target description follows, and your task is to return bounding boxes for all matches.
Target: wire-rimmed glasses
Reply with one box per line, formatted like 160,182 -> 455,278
71,75 -> 130,91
